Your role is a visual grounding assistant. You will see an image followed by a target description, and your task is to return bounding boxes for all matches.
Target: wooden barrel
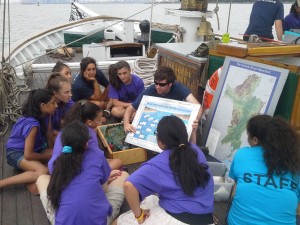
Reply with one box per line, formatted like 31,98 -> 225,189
157,48 -> 206,102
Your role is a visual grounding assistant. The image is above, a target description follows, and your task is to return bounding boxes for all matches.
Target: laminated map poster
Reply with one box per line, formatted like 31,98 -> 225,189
203,56 -> 288,163
125,96 -> 200,153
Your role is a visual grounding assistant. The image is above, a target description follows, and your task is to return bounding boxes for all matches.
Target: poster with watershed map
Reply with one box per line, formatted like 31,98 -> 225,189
125,96 -> 200,153
203,57 -> 288,164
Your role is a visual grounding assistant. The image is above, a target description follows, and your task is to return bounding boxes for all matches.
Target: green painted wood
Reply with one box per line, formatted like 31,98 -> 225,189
64,31 -> 104,47
151,29 -> 174,43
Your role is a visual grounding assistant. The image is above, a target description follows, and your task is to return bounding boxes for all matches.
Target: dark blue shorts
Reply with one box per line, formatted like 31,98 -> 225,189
6,150 -> 24,170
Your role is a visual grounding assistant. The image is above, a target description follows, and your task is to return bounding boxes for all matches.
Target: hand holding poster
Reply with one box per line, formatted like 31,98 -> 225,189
125,96 -> 200,153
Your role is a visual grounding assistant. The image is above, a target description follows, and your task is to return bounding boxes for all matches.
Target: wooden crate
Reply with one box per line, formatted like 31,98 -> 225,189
97,123 -> 147,165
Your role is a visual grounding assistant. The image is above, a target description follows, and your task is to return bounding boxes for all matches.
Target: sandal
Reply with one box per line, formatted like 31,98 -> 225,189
103,109 -> 111,118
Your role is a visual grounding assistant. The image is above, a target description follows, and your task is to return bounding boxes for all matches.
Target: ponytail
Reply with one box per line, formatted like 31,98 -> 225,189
169,144 -> 210,196
47,120 -> 89,210
157,116 -> 210,196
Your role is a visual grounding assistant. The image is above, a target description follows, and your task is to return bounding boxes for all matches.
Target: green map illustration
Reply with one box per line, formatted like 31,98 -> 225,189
221,74 -> 265,156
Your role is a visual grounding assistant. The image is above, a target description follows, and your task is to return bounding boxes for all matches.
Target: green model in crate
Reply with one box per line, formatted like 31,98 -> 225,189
99,123 -> 136,152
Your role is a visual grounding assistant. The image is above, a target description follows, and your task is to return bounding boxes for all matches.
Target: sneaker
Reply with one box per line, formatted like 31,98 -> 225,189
103,109 -> 111,118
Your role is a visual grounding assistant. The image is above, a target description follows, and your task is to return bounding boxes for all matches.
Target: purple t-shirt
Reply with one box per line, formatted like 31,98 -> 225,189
108,74 -> 144,103
283,13 -> 300,32
51,99 -> 74,131
127,144 -> 214,214
48,127 -> 112,225
6,116 -> 46,152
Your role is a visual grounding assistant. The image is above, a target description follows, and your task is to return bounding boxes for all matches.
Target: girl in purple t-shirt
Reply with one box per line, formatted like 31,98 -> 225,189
2,89 -> 57,190
114,115 -> 214,225
108,60 -> 144,119
46,73 -> 73,137
37,112 -> 128,225
62,100 -> 123,170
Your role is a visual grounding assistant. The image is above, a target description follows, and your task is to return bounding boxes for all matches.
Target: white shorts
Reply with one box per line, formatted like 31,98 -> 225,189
40,191 -> 55,225
106,186 -> 124,225
117,195 -> 190,225
40,186 -> 124,225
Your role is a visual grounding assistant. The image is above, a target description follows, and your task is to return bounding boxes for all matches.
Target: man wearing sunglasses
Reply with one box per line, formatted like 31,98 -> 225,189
123,66 -> 202,134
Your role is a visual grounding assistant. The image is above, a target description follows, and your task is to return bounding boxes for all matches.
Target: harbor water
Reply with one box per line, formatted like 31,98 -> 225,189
0,3 -> 294,55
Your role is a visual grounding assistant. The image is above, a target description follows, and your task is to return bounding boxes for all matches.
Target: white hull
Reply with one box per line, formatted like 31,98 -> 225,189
4,16 -> 137,80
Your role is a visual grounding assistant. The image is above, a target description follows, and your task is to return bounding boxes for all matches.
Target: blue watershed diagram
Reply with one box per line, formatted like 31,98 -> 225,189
133,104 -> 191,143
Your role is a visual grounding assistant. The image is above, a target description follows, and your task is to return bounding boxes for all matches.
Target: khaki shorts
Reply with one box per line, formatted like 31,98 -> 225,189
106,186 -> 124,225
117,195 -> 215,225
40,191 -> 55,225
39,186 -> 124,225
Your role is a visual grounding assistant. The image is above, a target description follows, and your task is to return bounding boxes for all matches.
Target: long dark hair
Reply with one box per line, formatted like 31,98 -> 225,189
290,2 -> 300,18
22,88 -> 54,135
109,60 -> 131,90
47,120 -> 89,210
247,114 -> 300,176
80,57 -> 97,75
156,115 -> 210,196
63,100 -> 102,126
22,88 -> 54,118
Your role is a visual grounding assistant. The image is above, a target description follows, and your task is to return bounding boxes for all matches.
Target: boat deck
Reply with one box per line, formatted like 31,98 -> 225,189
0,53 -> 228,225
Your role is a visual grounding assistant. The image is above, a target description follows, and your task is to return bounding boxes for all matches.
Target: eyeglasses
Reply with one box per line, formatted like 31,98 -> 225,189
154,81 -> 169,87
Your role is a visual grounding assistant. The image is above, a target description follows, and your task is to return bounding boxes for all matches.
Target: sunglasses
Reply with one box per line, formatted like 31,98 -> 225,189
154,81 -> 169,87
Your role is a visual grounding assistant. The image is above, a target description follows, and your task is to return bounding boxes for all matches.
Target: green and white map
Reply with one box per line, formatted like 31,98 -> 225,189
205,58 -> 288,163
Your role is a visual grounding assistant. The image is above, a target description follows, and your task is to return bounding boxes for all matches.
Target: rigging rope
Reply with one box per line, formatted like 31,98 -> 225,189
167,26 -> 184,43
1,0 -> 6,63
147,0 -> 154,53
226,0 -> 232,33
69,3 -> 87,22
213,0 -> 220,31
0,0 -> 28,137
8,0 -> 11,63
132,58 -> 157,88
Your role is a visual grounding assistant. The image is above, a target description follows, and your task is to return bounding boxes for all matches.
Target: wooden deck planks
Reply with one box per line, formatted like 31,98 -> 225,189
1,125 -> 18,225
16,185 -> 34,225
0,120 -> 49,225
0,51 -> 230,224
214,202 -> 228,225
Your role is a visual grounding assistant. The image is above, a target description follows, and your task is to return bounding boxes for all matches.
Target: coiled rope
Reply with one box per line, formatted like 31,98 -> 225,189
0,62 -> 31,137
1,1 -> 31,138
0,63 -> 9,138
1,63 -> 30,121
132,58 -> 157,88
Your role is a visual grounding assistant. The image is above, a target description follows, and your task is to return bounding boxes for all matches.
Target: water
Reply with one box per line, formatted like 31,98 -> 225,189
0,3 -> 293,55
